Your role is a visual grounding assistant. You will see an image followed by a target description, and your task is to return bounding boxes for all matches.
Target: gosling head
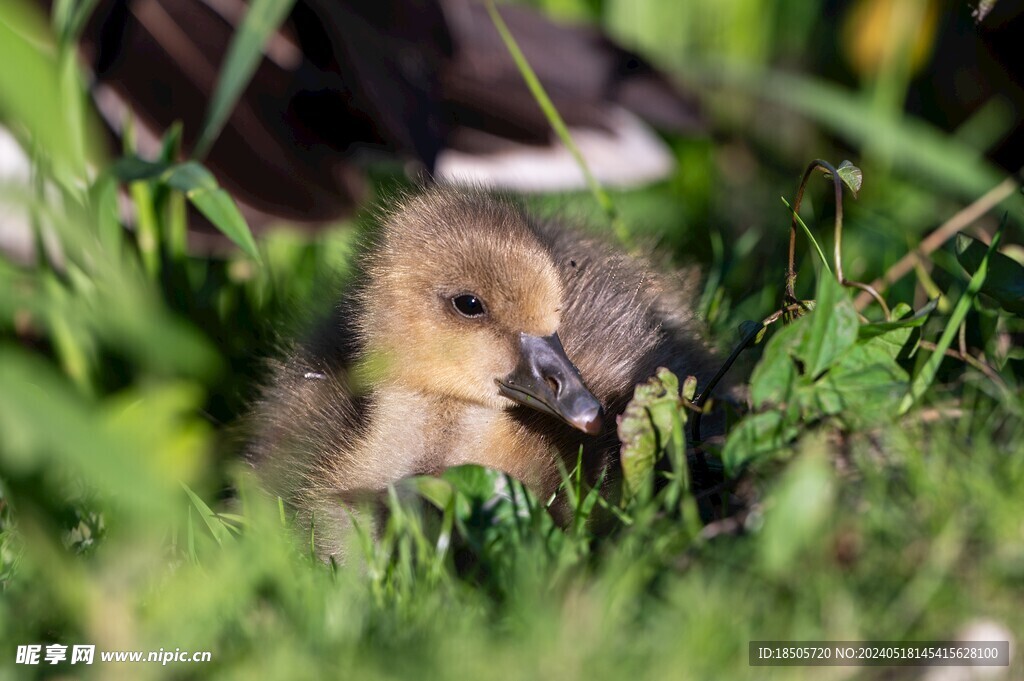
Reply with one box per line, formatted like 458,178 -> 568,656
357,190 -> 602,435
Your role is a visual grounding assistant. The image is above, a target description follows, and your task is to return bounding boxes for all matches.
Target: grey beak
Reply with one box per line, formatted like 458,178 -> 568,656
496,332 -> 603,435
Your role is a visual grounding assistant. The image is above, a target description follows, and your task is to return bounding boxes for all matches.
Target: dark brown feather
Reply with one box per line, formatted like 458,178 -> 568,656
50,0 -> 705,245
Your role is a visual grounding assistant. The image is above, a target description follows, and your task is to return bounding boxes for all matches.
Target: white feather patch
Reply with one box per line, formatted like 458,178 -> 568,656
435,106 -> 675,192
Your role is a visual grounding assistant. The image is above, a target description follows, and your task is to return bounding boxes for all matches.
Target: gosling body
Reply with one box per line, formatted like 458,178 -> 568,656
248,188 -> 716,557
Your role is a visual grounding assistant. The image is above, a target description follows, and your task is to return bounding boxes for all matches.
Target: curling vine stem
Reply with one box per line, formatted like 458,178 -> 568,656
787,159 -> 890,319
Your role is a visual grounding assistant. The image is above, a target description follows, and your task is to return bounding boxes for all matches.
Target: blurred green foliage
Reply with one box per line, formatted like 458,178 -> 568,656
1,0 -> 1023,679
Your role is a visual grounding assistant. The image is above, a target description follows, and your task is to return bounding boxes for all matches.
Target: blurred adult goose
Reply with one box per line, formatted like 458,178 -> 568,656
248,188 -> 717,558
50,0 -> 703,246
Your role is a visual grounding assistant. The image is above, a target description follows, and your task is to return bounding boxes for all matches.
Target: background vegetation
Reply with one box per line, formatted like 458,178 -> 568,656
1,0 -> 1022,679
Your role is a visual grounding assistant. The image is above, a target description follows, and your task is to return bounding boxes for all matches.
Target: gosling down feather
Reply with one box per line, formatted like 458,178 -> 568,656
247,188 -> 718,558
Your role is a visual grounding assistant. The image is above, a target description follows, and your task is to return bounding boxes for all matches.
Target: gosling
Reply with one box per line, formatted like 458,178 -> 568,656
247,188 -> 718,558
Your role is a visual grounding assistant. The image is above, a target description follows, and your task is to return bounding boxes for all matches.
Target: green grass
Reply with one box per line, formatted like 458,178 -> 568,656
1,0 -> 1023,679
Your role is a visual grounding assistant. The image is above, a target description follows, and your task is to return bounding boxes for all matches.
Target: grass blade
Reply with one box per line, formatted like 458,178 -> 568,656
483,0 -> 625,240
898,220 -> 1005,414
955,232 -> 1024,315
193,0 -> 297,159
782,196 -> 832,276
181,483 -> 234,547
702,63 -> 1024,215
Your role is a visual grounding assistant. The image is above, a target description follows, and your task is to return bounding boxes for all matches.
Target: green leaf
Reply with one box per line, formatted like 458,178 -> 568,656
749,321 -> 801,408
108,156 -> 170,183
107,157 -> 260,261
721,411 -> 799,473
739,274 -> 910,468
797,274 -> 859,379
809,343 -> 909,426
164,161 -> 220,193
165,162 -> 261,262
858,299 -> 938,340
435,465 -> 553,555
193,0 -> 298,159
955,232 -> 1024,315
441,464 -> 505,503
858,299 -> 937,361
835,160 -> 862,198
617,368 -> 686,501
403,476 -> 456,513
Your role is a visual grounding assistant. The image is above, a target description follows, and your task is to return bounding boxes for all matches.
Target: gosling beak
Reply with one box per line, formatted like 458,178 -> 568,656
496,332 -> 603,435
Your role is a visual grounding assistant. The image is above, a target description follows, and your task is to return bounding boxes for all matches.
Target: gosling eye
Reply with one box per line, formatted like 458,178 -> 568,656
452,293 -> 486,318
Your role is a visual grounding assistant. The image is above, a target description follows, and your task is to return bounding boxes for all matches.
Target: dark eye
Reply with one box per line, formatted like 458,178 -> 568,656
452,294 -> 486,318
